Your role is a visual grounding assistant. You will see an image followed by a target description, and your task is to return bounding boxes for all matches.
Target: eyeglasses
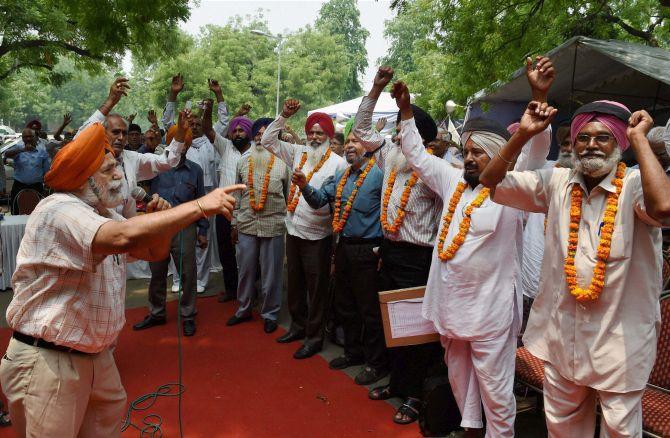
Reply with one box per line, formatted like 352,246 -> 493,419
575,134 -> 613,145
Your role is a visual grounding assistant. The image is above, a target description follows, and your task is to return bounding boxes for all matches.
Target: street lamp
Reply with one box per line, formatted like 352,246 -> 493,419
251,29 -> 284,117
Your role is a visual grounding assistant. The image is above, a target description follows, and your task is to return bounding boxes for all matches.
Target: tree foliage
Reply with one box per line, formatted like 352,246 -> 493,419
316,0 -> 370,99
383,0 -> 670,116
0,0 -> 189,82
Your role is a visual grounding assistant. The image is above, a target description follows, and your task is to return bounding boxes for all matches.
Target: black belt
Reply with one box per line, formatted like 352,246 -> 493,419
12,332 -> 91,355
339,236 -> 382,245
382,238 -> 432,250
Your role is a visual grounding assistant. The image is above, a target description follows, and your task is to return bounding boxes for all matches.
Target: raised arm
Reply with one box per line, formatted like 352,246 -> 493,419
260,99 -> 301,167
134,110 -> 188,181
293,170 -> 336,209
480,101 -> 557,189
161,74 -> 184,130
393,81 -> 457,198
514,125 -> 551,172
78,77 -> 129,136
53,113 -> 72,141
208,79 -> 230,137
627,110 -> 670,223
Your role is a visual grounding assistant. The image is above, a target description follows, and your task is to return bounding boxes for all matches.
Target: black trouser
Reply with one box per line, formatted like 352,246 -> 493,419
333,237 -> 387,370
216,215 -> 238,296
379,239 -> 444,399
10,180 -> 44,214
148,224 -> 198,321
286,234 -> 332,348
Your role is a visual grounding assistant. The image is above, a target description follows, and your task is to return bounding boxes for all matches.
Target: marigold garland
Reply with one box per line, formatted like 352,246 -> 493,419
332,158 -> 376,233
248,154 -> 276,212
564,162 -> 626,302
380,149 -> 433,235
287,148 -> 332,212
436,182 -> 490,261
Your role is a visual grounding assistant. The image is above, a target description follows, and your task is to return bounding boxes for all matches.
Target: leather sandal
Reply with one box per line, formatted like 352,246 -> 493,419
368,384 -> 393,400
393,397 -> 422,425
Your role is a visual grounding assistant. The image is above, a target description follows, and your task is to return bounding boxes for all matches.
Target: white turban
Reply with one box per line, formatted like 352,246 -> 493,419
461,130 -> 508,159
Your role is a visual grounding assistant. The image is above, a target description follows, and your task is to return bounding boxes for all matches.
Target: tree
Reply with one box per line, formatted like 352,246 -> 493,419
0,0 -> 190,82
382,0 -> 670,114
316,0 -> 370,99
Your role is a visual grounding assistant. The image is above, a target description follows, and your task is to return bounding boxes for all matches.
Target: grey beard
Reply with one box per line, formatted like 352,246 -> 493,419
557,152 -> 574,168
80,177 -> 124,209
307,143 -> 330,167
250,145 -> 272,172
573,148 -> 621,178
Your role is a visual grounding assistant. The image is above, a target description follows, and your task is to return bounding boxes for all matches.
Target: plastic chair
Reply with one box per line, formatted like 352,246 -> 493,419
13,189 -> 42,215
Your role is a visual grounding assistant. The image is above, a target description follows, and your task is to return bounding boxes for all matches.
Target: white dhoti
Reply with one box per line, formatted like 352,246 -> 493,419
440,325 -> 516,437
543,362 -> 644,438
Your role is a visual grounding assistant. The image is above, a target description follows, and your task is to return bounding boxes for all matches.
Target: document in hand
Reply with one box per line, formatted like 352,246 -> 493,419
379,287 -> 439,347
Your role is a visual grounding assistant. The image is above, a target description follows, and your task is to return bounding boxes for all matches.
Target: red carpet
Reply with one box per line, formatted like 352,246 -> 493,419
0,297 -> 419,437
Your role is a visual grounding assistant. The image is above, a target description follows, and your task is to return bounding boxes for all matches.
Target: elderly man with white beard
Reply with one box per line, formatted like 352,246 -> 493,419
0,117 -> 243,437
391,55 -> 553,435
226,118 -> 290,334
261,99 -> 346,359
481,99 -> 670,436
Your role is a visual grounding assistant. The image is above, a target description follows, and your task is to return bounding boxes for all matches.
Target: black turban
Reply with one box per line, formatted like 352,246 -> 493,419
252,117 -> 274,138
397,104 -> 437,143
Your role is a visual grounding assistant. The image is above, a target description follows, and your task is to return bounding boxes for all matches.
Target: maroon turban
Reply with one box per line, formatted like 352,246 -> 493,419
305,112 -> 335,139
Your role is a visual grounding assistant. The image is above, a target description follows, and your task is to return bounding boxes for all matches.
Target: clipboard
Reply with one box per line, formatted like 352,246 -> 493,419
379,286 -> 440,347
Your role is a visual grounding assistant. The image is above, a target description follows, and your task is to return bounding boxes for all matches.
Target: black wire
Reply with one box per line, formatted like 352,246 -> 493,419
122,230 -> 185,437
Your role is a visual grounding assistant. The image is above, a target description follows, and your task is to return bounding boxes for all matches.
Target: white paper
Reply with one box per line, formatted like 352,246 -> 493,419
387,299 -> 437,338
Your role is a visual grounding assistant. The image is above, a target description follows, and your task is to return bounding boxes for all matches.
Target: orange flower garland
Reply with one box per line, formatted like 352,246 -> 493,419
332,158 -> 376,233
287,148 -> 332,212
248,154 -> 276,212
564,162 -> 626,302
380,149 -> 433,235
436,182 -> 490,261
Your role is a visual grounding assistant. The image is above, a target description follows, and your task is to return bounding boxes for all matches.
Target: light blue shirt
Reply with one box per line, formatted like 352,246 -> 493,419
13,148 -> 51,184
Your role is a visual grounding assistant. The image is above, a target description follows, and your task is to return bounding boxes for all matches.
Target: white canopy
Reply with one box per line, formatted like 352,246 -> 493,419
308,92 -> 407,133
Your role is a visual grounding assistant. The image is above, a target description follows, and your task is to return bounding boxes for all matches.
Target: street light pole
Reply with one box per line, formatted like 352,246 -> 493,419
251,30 -> 283,117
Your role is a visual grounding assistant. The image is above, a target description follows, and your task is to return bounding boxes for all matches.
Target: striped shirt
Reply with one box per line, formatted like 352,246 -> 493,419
353,96 -> 442,247
233,148 -> 290,237
7,193 -> 127,353
261,116 -> 347,241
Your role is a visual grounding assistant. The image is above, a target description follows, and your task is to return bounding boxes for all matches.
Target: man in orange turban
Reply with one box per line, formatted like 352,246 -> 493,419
0,108 -> 245,437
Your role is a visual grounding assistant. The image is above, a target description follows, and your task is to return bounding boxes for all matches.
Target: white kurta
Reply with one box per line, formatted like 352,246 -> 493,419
399,118 -> 549,340
261,116 -> 346,241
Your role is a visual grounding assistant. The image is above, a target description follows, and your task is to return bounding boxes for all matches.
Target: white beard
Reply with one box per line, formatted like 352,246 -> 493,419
250,144 -> 272,173
307,142 -> 330,167
387,144 -> 412,173
78,178 -> 124,209
573,148 -> 621,178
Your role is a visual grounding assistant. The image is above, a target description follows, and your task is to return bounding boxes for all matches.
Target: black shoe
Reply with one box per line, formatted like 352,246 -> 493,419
133,315 -> 166,331
227,314 -> 252,326
329,355 -> 364,370
293,343 -> 321,359
183,320 -> 196,336
276,330 -> 305,344
263,319 -> 278,334
354,366 -> 389,385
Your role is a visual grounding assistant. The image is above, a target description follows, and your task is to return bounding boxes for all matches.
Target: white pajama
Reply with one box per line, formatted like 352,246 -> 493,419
543,362 -> 644,438
440,325 -> 516,436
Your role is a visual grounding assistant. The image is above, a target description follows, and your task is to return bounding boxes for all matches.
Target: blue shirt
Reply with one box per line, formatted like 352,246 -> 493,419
150,158 -> 209,236
302,160 -> 383,239
13,148 -> 51,184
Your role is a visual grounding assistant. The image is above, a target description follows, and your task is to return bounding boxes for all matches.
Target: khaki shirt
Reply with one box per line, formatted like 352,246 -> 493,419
493,166 -> 664,392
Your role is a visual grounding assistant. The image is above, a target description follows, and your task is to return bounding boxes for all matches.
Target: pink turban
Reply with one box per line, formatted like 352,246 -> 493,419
570,100 -> 631,151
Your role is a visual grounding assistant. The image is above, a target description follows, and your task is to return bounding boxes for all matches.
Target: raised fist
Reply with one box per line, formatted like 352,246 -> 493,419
282,99 -> 301,119
373,66 -> 394,89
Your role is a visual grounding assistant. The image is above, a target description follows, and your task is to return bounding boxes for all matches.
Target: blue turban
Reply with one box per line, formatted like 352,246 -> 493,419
252,117 -> 274,138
